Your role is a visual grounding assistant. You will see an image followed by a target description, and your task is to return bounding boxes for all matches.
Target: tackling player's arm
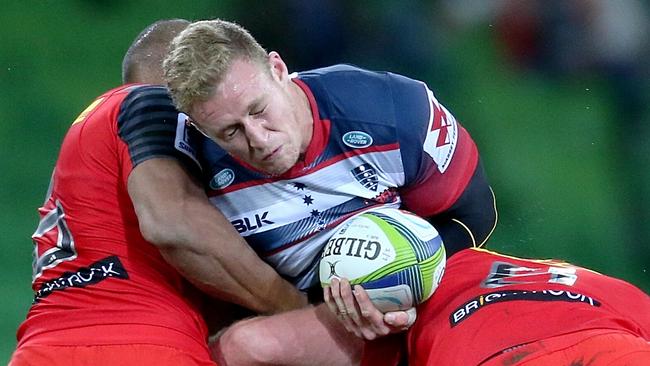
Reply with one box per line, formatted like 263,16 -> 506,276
121,86 -> 306,315
129,159 -> 307,314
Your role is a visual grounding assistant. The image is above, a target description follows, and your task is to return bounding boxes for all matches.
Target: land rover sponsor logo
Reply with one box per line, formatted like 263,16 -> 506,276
342,131 -> 373,148
210,169 -> 235,190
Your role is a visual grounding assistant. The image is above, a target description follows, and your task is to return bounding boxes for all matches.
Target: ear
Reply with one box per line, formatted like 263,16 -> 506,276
268,51 -> 289,84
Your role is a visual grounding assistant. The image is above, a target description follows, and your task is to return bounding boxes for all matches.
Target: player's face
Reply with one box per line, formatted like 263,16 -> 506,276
191,53 -> 312,176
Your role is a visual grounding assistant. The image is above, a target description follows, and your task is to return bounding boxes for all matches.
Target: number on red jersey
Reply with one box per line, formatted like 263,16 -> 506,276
32,174 -> 77,282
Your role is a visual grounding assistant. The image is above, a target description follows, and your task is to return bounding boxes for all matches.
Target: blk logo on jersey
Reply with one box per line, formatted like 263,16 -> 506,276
231,211 -> 274,234
351,163 -> 378,191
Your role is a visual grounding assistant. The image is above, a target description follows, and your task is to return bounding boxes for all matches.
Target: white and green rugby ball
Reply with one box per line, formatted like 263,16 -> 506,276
319,207 -> 446,312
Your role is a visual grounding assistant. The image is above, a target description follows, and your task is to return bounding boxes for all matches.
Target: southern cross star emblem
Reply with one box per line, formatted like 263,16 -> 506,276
303,195 -> 314,205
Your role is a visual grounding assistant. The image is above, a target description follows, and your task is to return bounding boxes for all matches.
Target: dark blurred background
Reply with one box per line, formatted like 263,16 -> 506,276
2,0 -> 649,362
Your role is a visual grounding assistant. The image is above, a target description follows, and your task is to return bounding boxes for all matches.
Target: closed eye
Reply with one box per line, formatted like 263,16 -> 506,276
250,105 -> 266,116
224,126 -> 239,138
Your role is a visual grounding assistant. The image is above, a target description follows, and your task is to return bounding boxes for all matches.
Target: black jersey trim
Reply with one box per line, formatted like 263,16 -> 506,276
117,85 -> 201,174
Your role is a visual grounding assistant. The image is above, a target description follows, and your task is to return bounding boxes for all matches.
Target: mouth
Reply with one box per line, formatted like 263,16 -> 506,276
262,146 -> 281,161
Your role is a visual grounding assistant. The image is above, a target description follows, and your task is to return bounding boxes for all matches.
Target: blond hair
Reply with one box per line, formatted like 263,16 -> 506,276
163,19 -> 268,114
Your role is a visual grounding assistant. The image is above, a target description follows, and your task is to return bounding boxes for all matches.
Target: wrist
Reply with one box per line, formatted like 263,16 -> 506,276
265,281 -> 308,314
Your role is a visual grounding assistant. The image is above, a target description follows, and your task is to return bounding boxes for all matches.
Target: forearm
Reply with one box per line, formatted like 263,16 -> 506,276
155,196 -> 307,314
130,158 -> 306,314
160,246 -> 306,314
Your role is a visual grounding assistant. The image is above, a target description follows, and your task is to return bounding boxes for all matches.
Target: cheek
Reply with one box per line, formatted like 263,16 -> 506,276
268,98 -> 292,127
266,108 -> 283,126
220,140 -> 247,157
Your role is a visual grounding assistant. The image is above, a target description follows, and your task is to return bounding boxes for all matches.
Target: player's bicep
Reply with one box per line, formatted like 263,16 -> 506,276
127,157 -> 206,246
400,124 -> 479,216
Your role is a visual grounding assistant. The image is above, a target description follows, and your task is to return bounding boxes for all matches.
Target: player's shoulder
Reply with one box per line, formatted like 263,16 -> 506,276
115,84 -> 178,128
114,84 -> 184,148
92,84 -> 169,106
296,64 -> 428,125
298,64 -> 425,95
118,84 -> 175,113
298,64 -> 426,95
298,64 -> 386,83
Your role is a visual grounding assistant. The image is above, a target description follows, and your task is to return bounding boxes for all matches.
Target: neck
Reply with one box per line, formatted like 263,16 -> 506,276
289,80 -> 314,154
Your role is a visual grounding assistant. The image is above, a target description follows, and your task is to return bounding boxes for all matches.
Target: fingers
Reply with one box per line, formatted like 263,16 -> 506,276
340,279 -> 363,326
328,277 -> 346,314
405,307 -> 417,328
323,284 -> 340,318
384,307 -> 417,331
327,277 -> 361,337
352,285 -> 374,318
325,279 -> 413,340
352,285 -> 390,338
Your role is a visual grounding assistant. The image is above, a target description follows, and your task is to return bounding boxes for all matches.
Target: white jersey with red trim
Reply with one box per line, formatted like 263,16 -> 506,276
188,65 -> 479,290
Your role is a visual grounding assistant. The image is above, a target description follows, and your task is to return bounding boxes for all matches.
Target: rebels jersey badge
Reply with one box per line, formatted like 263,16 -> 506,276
351,163 -> 378,191
423,90 -> 458,173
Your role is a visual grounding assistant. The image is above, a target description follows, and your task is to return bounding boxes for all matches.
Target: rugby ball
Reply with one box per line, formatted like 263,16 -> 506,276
319,207 -> 445,312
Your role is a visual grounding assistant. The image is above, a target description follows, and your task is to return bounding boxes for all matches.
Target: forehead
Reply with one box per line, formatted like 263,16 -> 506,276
218,58 -> 268,98
194,58 -> 270,123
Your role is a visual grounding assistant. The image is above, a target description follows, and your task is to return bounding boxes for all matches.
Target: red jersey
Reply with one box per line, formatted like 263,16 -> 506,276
408,248 -> 650,366
17,85 -> 208,355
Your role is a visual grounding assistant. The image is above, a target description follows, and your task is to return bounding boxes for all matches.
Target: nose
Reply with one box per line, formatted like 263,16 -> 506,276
243,118 -> 270,150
